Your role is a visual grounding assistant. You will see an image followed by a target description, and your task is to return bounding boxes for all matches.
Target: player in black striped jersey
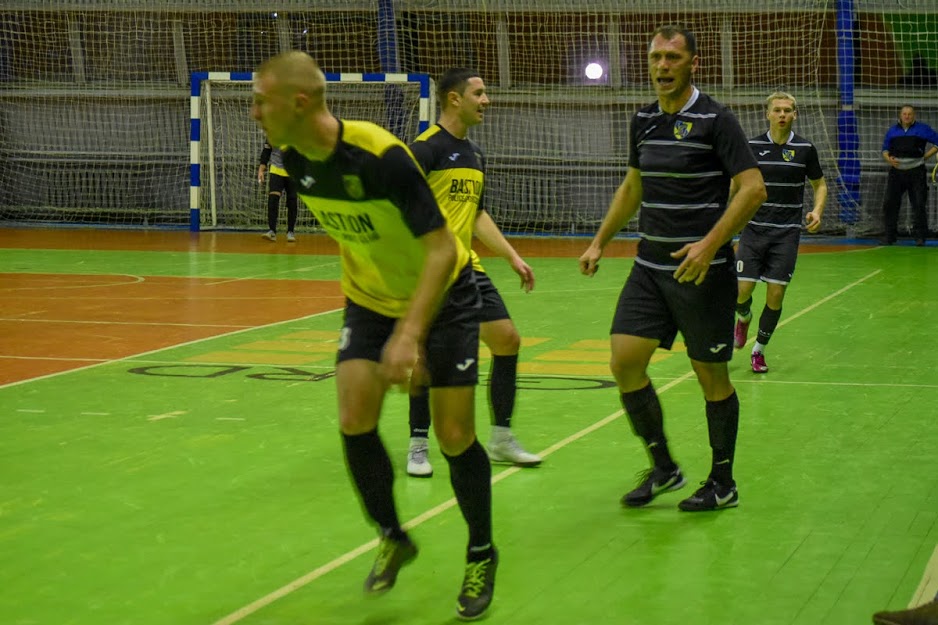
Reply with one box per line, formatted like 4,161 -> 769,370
252,52 -> 497,620
579,25 -> 766,512
733,92 -> 827,374
405,68 -> 541,480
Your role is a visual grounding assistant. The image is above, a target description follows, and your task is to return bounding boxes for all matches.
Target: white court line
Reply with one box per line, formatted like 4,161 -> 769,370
210,269 -> 883,625
2,356 -> 107,363
741,269 -> 881,349
910,545 -> 938,607
734,380 -> 938,389
207,370 -> 688,625
0,274 -> 145,291
0,308 -> 344,391
3,296 -> 329,302
0,318 -> 251,328
205,260 -> 341,286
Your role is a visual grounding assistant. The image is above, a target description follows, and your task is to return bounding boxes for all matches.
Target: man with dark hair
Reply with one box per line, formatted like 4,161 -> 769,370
579,25 -> 766,512
405,67 -> 542,479
251,50 -> 497,620
257,139 -> 298,242
733,91 -> 827,373
880,105 -> 938,246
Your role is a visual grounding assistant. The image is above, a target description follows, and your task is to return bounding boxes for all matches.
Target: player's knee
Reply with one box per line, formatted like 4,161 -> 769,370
486,329 -> 520,354
765,284 -> 786,307
338,412 -> 378,435
610,354 -> 646,389
691,362 -> 732,399
434,418 -> 475,455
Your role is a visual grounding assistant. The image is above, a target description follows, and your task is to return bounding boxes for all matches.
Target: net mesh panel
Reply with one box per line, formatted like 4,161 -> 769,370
1,1 -> 936,235
198,80 -> 425,230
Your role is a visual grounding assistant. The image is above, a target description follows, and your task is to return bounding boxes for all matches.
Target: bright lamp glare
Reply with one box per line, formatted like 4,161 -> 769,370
585,62 -> 604,80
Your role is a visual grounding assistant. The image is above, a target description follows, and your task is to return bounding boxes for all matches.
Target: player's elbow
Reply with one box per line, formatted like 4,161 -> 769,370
753,181 -> 768,206
427,227 -> 458,273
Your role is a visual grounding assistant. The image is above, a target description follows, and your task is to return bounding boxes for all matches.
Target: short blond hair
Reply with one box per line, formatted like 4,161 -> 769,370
257,51 -> 327,102
765,91 -> 797,111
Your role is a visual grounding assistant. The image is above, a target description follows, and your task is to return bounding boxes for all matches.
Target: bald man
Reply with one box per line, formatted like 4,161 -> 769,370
251,52 -> 498,620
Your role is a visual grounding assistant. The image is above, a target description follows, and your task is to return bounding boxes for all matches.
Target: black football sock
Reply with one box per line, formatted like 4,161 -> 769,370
706,391 -> 739,485
408,386 -> 431,439
286,194 -> 298,231
736,296 -> 753,320
488,354 -> 518,428
756,305 -> 782,347
342,429 -> 405,540
266,193 -> 280,232
443,439 -> 493,560
621,383 -> 676,472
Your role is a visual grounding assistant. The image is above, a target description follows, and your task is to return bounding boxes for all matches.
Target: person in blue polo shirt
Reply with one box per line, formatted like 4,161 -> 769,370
880,105 -> 938,246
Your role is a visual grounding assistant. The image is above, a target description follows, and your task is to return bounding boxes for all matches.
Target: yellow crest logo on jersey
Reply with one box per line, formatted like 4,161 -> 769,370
343,175 -> 365,200
782,149 -> 795,162
673,121 -> 693,139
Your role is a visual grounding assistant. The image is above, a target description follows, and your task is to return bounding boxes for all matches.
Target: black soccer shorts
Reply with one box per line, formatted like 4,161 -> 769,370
611,260 -> 737,363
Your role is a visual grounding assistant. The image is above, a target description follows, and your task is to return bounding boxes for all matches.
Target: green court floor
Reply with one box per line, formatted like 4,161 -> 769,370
1,237 -> 936,625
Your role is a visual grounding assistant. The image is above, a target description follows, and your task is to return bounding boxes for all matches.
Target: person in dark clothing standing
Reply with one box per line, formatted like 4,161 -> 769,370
880,105 -> 938,246
257,139 -> 299,242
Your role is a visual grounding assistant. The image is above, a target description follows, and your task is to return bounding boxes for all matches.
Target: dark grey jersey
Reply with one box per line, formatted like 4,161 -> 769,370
628,88 -> 757,270
747,131 -> 823,228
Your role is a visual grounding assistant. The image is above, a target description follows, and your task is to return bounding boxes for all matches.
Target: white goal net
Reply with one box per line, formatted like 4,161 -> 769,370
1,1 -> 936,237
191,72 -> 432,231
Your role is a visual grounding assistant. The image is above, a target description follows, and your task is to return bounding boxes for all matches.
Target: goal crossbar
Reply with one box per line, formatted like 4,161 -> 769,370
189,71 -> 433,232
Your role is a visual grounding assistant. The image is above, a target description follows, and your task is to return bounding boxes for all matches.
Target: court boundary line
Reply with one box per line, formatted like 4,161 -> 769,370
0,308 -> 344,391
910,545 -> 938,608
208,268 -> 883,625
204,259 -> 341,286
0,318 -> 254,328
0,273 -> 146,291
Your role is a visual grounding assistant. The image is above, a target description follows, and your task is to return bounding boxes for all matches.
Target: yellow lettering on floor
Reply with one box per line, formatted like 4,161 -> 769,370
235,340 -> 336,353
520,362 -> 612,376
188,352 -> 331,365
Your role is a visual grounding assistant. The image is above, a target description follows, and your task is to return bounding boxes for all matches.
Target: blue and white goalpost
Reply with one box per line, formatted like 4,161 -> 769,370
189,71 -> 434,232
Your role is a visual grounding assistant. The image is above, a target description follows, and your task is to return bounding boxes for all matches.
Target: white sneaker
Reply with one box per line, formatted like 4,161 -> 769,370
286,231 -> 296,243
406,438 -> 433,478
487,428 -> 542,467
262,230 -> 276,242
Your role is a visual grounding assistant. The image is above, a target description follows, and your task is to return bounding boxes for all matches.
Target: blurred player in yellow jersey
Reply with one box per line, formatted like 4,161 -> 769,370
256,139 -> 298,242
405,68 -> 542,478
252,52 -> 497,620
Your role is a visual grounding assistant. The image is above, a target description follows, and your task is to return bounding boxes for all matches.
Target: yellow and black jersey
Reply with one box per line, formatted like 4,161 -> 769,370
259,141 -> 288,177
411,124 -> 486,273
281,119 -> 470,318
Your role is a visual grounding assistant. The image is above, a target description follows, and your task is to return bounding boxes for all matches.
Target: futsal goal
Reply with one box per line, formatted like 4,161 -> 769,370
189,71 -> 434,231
